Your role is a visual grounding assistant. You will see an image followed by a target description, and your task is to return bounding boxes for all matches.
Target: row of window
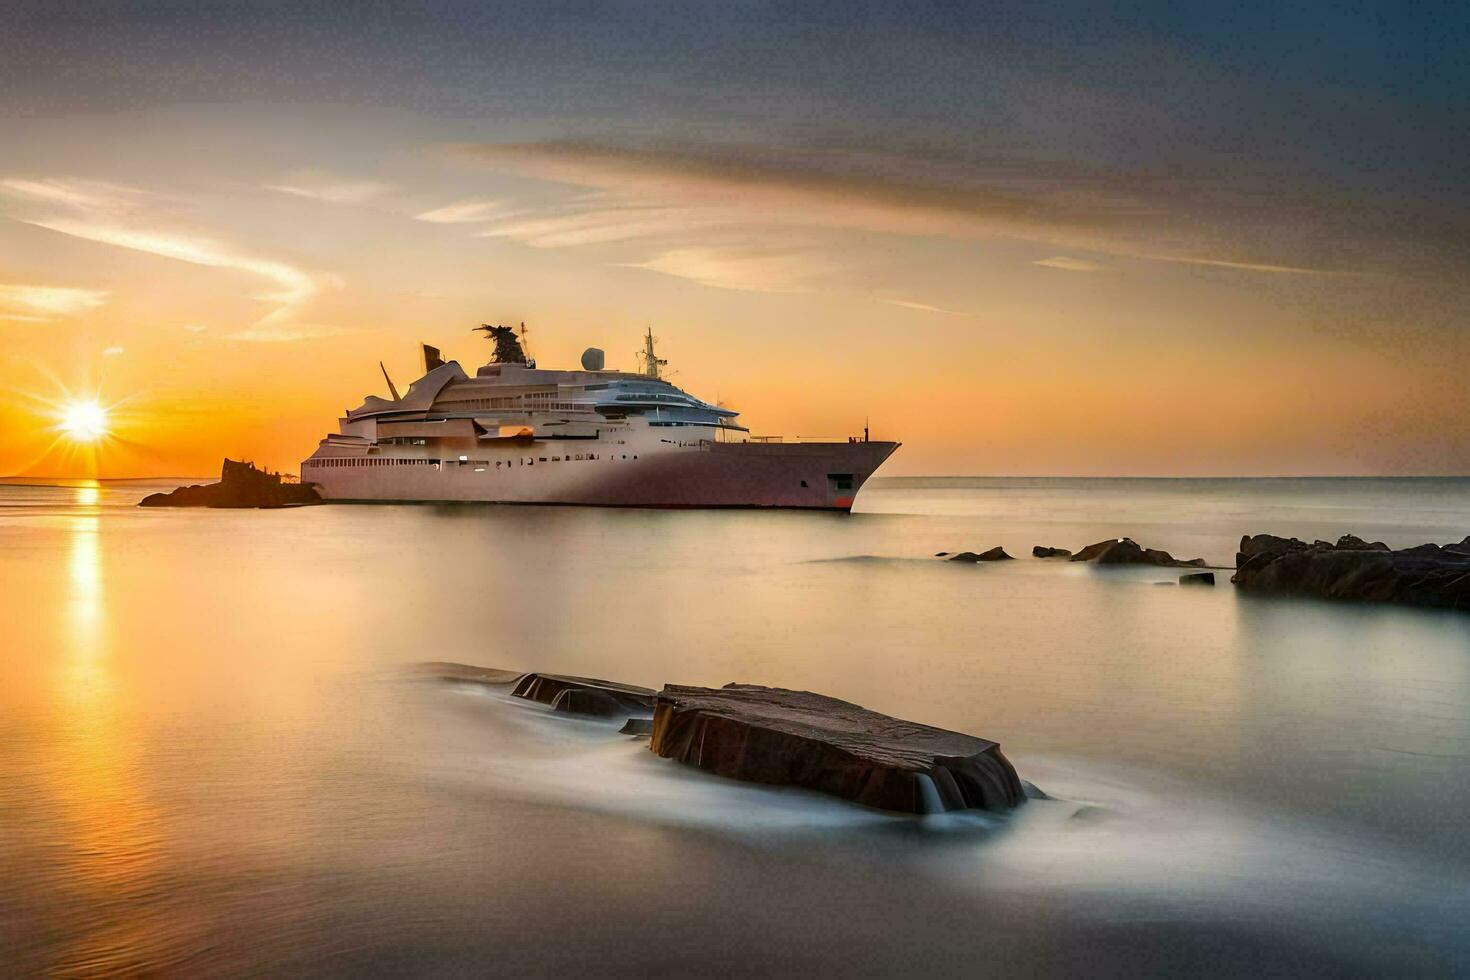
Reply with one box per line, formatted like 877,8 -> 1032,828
441,397 -> 587,412
306,453 -> 643,470
305,458 -> 437,468
458,453 -> 640,468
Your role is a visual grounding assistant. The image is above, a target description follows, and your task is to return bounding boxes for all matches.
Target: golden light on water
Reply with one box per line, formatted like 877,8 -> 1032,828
59,401 -> 110,442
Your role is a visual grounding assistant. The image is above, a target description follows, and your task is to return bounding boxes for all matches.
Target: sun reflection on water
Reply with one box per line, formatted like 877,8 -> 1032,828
45,486 -> 169,975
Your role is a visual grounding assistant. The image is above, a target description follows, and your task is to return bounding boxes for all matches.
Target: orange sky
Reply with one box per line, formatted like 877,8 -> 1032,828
2,102 -> 1467,477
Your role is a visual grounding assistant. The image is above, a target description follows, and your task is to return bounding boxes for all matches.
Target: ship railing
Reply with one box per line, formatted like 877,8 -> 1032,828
747,435 -> 854,444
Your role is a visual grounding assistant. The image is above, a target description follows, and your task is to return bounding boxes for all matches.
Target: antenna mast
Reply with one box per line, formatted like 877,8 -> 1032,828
638,327 -> 668,380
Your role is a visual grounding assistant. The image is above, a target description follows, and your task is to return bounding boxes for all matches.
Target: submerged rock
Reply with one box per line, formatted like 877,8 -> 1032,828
619,717 -> 655,736
649,683 -> 1024,814
1032,546 -> 1072,558
1070,537 -> 1207,568
1180,572 -> 1216,587
418,662 -> 526,686
417,663 -> 655,718
140,458 -> 321,509
1233,533 -> 1470,610
947,547 -> 1013,562
512,672 -> 656,718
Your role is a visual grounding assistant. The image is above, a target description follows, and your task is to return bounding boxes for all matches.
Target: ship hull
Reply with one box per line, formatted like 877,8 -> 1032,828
304,440 -> 898,510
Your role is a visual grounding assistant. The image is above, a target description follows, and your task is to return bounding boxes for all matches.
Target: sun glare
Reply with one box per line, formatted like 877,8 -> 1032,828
59,401 -> 110,442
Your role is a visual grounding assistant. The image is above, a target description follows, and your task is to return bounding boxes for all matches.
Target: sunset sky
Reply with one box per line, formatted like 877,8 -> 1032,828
2,2 -> 1467,477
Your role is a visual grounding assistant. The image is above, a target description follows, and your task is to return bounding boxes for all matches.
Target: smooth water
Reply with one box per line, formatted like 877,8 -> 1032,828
3,477 -> 1469,975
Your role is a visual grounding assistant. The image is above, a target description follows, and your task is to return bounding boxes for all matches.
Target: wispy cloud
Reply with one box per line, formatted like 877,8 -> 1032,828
621,247 -> 832,293
22,218 -> 321,325
881,298 -> 974,316
0,177 -> 152,213
4,174 -> 336,329
1137,253 -> 1328,275
264,172 -> 390,204
446,141 -> 1342,278
0,283 -> 109,318
476,206 -> 726,248
414,198 -> 506,223
102,345 -> 124,356
183,323 -> 208,333
1034,256 -> 1104,272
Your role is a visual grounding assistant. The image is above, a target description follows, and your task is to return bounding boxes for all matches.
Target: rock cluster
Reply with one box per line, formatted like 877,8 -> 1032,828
1032,546 -> 1072,558
140,459 -> 321,509
947,547 -> 1013,562
1232,533 -> 1470,610
1069,537 -> 1207,568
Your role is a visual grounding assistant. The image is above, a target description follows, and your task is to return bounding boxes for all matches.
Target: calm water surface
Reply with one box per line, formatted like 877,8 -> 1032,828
3,477 -> 1469,975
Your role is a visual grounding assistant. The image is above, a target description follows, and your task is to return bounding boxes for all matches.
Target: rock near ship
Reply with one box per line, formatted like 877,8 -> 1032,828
140,459 -> 322,509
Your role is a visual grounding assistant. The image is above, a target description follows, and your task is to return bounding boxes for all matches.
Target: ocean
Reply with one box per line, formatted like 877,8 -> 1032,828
3,476 -> 1469,975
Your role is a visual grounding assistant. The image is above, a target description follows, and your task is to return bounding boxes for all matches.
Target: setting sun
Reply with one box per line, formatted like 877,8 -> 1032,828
59,401 -> 109,442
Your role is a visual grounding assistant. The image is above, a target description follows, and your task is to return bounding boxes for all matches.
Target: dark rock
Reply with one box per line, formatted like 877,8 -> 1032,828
512,672 -> 656,717
1021,780 -> 1051,801
649,684 -> 1024,814
1232,533 -> 1470,610
1070,537 -> 1207,568
1032,546 -> 1072,558
1180,572 -> 1216,586
619,718 -> 655,736
140,458 -> 321,509
1336,534 -> 1390,551
934,551 -> 949,557
947,547 -> 1012,562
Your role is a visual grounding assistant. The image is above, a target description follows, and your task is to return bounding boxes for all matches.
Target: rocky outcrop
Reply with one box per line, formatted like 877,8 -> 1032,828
1070,537 -> 1207,568
1032,546 -> 1072,558
947,547 -> 1014,562
1180,572 -> 1216,586
1232,533 -> 1470,610
648,684 -> 1025,814
619,718 -> 655,736
140,459 -> 321,509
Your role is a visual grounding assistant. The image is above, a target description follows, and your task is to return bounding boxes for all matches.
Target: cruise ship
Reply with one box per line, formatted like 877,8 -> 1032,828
300,325 -> 899,509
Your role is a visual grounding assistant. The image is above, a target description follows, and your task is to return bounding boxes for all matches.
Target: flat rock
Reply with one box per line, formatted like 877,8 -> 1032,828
1070,537 -> 1207,568
140,458 -> 321,509
1233,533 -> 1470,610
1180,572 -> 1216,586
619,717 -> 655,736
1032,546 -> 1072,558
512,672 -> 656,718
649,684 -> 1024,814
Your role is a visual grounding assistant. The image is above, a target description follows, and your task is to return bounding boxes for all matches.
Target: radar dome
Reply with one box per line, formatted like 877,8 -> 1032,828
580,347 -> 605,371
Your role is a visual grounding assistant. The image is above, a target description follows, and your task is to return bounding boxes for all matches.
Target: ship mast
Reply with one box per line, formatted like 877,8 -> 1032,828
638,327 -> 668,380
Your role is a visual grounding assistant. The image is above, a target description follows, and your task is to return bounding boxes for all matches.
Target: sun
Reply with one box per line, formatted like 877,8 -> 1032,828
59,401 -> 110,442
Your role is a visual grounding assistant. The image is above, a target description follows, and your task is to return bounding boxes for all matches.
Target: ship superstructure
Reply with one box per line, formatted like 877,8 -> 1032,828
301,326 -> 898,509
